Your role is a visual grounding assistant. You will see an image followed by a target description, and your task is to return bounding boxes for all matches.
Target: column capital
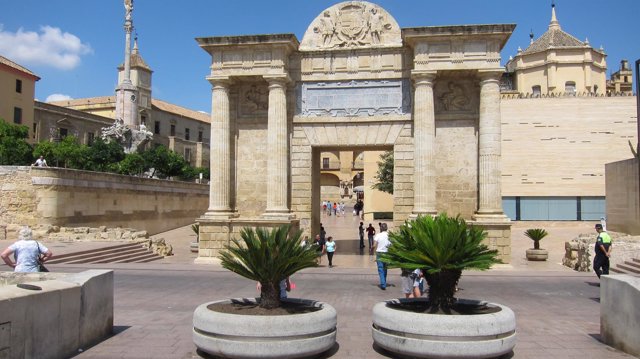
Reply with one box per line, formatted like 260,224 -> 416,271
411,70 -> 437,83
207,76 -> 233,87
263,74 -> 291,86
477,69 -> 504,83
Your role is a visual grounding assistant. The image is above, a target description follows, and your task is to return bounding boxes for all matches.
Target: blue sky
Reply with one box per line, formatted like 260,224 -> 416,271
1,0 -> 638,113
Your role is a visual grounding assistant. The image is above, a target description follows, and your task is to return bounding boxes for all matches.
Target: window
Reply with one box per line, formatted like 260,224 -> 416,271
185,128 -> 190,141
87,132 -> 95,146
184,148 -> 192,162
13,107 -> 22,124
170,124 -> 176,136
15,79 -> 22,93
141,115 -> 147,126
565,81 -> 576,95
154,121 -> 160,134
322,157 -> 330,169
198,130 -> 203,142
59,128 -> 68,139
532,85 -> 541,97
33,123 -> 37,139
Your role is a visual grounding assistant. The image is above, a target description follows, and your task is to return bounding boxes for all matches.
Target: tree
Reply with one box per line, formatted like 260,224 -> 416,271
117,152 -> 148,176
219,226 -> 318,309
142,145 -> 187,179
372,150 -> 393,194
380,214 -> 501,313
85,138 -> 125,172
0,121 -> 33,165
53,136 -> 89,169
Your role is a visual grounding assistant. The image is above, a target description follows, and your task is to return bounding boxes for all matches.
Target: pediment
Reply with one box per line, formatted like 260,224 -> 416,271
300,1 -> 402,51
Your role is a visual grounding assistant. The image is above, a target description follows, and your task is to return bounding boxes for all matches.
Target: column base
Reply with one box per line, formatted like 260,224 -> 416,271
472,212 -> 511,222
261,211 -> 297,221
199,211 -> 239,221
409,211 -> 437,220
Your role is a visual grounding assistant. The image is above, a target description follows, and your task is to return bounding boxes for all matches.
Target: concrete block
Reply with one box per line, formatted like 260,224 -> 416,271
601,275 -> 640,357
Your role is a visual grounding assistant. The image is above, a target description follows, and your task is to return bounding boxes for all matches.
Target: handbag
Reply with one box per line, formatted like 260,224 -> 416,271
37,242 -> 49,272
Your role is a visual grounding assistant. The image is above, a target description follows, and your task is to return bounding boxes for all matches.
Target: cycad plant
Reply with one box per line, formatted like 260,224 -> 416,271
218,225 -> 318,309
380,214 -> 501,313
524,228 -> 548,250
191,223 -> 199,242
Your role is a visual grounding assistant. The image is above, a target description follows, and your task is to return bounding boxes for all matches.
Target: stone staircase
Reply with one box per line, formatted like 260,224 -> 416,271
46,242 -> 164,265
611,258 -> 640,276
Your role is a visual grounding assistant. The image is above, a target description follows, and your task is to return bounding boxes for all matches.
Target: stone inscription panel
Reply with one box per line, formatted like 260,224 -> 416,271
297,79 -> 411,117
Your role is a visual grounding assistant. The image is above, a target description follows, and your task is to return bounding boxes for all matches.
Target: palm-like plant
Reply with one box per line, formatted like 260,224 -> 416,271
380,214 -> 501,313
218,225 -> 318,309
524,228 -> 548,250
191,223 -> 199,242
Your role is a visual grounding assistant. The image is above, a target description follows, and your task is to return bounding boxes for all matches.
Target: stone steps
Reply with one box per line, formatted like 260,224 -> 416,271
47,242 -> 163,264
611,258 -> 640,276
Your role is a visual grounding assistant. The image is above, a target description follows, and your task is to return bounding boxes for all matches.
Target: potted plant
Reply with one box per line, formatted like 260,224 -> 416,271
372,214 -> 516,359
190,223 -> 199,253
192,225 -> 337,359
524,228 -> 549,261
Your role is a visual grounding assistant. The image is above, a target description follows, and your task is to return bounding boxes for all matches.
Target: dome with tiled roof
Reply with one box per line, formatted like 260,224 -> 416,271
521,4 -> 595,55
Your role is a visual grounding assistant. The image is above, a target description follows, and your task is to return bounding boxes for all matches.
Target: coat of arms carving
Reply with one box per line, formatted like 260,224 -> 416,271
304,2 -> 399,50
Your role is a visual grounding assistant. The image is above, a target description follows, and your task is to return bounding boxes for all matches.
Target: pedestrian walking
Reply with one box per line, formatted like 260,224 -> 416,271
325,236 -> 336,268
373,223 -> 391,290
314,234 -> 325,265
358,222 -> 365,249
593,223 -> 612,278
366,223 -> 376,254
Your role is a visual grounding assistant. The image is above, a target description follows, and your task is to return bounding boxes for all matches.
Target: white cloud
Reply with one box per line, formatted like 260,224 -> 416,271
0,24 -> 92,70
45,93 -> 73,102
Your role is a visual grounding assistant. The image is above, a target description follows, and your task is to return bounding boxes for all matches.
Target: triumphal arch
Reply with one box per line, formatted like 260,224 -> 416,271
196,2 -> 515,263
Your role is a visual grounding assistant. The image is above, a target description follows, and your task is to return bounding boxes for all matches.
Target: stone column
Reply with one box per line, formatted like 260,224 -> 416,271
411,71 -> 438,216
476,71 -> 506,218
204,77 -> 236,218
263,75 -> 293,218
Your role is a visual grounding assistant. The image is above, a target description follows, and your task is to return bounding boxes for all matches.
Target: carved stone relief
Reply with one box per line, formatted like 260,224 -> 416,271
297,79 -> 411,117
433,79 -> 478,116
300,1 -> 402,51
239,83 -> 268,117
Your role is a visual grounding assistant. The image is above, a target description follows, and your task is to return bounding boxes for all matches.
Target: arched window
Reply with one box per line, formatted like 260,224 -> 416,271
565,81 -> 576,95
532,85 -> 541,97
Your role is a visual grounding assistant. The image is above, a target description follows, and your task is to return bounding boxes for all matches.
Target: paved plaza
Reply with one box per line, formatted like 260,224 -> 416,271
3,212 -> 636,359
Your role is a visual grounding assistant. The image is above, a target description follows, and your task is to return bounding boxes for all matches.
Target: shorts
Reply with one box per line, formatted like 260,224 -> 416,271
400,276 -> 413,294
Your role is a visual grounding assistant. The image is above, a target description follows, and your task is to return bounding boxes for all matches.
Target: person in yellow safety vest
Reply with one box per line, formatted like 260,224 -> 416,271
593,223 -> 612,278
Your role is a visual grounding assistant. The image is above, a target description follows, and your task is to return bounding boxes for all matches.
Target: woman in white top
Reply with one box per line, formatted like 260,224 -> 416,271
325,236 -> 336,268
1,226 -> 52,272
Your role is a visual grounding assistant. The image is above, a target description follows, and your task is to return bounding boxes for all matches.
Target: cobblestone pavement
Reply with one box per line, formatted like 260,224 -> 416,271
4,211 -> 634,358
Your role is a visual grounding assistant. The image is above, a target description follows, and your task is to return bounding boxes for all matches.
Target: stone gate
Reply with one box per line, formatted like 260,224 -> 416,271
195,1 -> 515,263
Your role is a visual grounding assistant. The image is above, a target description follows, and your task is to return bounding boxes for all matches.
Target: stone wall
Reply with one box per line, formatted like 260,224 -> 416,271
0,166 -> 208,239
606,158 -> 640,235
501,96 -> 637,197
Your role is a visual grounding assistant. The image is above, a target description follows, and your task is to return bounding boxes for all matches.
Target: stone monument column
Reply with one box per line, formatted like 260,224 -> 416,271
205,77 -> 236,218
475,71 -> 506,218
263,75 -> 293,218
411,71 -> 438,216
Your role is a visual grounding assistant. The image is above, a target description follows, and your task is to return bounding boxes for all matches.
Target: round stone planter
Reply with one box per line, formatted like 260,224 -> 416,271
526,248 -> 548,261
372,298 -> 516,359
193,298 -> 337,359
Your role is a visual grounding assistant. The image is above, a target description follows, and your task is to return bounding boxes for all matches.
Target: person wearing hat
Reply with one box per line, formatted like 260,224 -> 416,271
593,223 -> 612,278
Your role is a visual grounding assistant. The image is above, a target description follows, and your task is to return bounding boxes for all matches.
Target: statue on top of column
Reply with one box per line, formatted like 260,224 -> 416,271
124,0 -> 134,20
